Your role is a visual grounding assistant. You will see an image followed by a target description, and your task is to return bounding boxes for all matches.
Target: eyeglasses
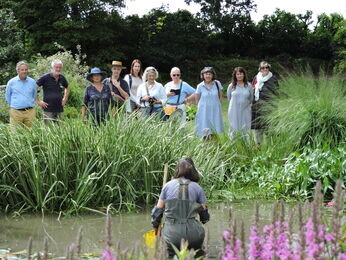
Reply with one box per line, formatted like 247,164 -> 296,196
260,66 -> 269,70
172,74 -> 180,77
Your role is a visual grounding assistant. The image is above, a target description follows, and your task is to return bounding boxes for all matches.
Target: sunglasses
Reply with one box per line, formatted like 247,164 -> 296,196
172,74 -> 180,77
260,66 -> 269,70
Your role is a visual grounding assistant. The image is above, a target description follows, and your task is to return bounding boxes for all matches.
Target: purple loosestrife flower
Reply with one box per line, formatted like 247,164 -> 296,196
276,222 -> 292,259
222,230 -> 241,260
339,253 -> 346,260
249,224 -> 262,259
325,232 -> 336,242
327,201 -> 335,207
101,247 -> 116,260
261,224 -> 276,260
304,218 -> 324,260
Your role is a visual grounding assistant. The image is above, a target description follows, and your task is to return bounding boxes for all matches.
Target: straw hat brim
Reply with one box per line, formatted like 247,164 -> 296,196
108,64 -> 126,69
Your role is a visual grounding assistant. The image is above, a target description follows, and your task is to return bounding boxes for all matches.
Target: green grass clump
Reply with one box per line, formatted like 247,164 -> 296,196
264,72 -> 346,149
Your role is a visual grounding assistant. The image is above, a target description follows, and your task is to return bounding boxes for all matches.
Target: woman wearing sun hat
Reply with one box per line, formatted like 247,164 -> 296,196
82,67 -> 113,125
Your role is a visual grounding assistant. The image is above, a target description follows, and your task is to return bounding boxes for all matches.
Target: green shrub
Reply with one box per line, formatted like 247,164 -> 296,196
63,106 -> 80,119
264,72 -> 346,148
0,88 -> 9,123
247,146 -> 346,199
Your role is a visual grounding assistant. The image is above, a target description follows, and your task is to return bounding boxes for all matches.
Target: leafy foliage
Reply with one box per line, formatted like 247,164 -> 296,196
0,8 -> 26,83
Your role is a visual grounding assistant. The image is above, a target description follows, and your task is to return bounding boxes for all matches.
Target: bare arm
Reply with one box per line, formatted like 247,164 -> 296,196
156,199 -> 165,208
35,98 -> 48,108
185,93 -> 199,104
62,85 -> 71,106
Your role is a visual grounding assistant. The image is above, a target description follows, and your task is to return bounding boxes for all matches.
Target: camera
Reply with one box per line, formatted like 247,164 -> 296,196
170,89 -> 181,95
148,97 -> 157,105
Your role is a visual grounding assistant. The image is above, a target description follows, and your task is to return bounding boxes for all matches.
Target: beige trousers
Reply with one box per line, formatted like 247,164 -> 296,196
9,108 -> 36,128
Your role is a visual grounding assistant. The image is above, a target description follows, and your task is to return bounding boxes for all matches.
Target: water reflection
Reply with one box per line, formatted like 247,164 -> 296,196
0,200 -> 274,256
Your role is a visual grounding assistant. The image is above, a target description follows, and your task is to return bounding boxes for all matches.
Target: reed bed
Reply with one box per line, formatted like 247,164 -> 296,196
0,114 -> 230,214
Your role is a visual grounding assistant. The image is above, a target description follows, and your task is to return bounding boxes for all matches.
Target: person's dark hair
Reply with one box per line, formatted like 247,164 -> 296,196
173,157 -> 200,183
231,67 -> 248,89
130,59 -> 143,78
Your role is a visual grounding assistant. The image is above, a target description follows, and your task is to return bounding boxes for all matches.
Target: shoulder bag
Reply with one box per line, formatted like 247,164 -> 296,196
163,81 -> 182,116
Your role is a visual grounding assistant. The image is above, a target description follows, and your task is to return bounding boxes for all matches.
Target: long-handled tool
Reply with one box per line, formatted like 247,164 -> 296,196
143,163 -> 168,248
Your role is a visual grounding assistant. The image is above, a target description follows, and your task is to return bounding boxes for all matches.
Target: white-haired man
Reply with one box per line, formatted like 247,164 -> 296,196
36,59 -> 70,123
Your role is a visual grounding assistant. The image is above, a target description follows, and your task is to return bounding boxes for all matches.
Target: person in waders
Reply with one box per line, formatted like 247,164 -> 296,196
151,158 -> 210,258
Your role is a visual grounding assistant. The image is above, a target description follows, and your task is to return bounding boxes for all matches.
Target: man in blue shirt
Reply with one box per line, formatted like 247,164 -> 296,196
5,61 -> 46,128
164,67 -> 195,125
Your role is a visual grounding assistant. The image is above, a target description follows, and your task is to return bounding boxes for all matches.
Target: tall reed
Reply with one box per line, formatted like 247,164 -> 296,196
0,115 -> 230,214
264,72 -> 346,149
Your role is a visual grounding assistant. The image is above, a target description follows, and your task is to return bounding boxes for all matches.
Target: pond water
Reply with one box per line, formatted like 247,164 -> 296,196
0,200 -> 275,257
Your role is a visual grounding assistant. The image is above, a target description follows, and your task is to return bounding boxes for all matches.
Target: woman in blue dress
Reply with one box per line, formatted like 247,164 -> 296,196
227,67 -> 253,140
188,67 -> 224,138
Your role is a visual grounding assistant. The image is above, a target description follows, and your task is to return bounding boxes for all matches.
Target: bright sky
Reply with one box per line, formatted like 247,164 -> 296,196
123,0 -> 346,24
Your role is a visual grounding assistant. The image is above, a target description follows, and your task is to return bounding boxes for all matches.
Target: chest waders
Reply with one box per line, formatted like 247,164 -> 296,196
162,179 -> 205,258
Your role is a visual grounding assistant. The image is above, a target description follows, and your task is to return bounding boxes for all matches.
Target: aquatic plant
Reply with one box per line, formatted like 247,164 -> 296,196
222,180 -> 346,259
0,114 -> 230,214
263,72 -> 346,149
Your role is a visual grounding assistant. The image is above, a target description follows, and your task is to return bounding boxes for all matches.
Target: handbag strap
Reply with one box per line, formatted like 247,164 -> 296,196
128,74 -> 132,89
143,82 -> 151,107
215,81 -> 221,100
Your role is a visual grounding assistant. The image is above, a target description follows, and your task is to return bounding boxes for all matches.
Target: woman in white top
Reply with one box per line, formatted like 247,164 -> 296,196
124,59 -> 143,114
136,66 -> 166,119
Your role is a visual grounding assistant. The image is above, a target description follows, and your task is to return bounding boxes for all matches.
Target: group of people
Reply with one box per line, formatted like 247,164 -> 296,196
5,58 -> 278,143
82,59 -> 278,144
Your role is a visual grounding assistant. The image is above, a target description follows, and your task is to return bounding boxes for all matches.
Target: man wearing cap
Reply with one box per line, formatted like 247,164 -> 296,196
104,61 -> 130,108
5,61 -> 46,128
36,59 -> 70,123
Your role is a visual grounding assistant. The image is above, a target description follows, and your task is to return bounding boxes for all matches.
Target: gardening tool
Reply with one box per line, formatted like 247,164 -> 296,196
143,163 -> 168,248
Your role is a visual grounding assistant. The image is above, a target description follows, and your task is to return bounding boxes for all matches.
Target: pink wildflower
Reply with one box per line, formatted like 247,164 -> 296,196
101,248 -> 116,260
249,225 -> 262,259
327,201 -> 335,207
325,232 -> 336,242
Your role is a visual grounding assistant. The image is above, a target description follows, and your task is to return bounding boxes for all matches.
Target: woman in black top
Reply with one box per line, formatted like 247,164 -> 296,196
251,61 -> 279,144
82,67 -> 113,125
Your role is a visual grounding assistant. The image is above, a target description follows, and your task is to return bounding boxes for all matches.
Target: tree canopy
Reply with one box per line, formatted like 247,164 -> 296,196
0,0 -> 344,83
